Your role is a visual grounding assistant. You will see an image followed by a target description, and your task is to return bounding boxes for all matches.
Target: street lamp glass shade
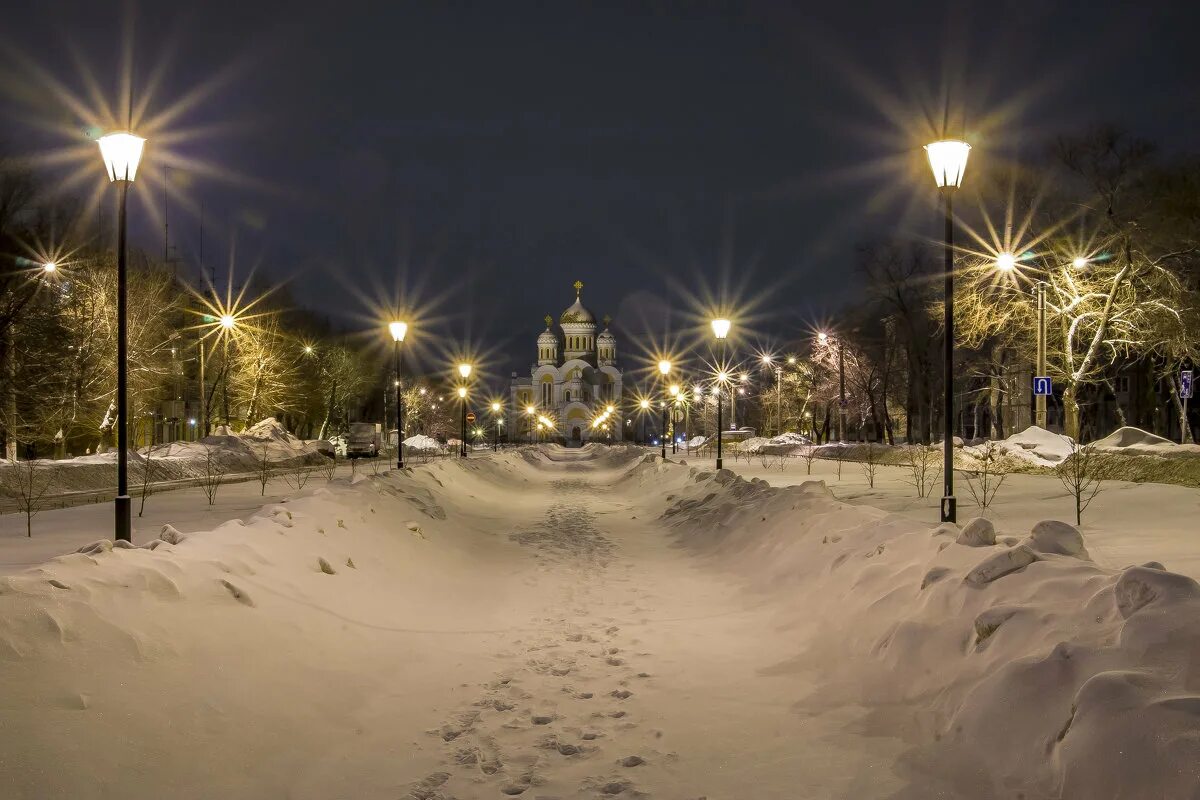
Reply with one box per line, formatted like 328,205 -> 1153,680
639,399 -> 650,409
1072,256 -> 1089,269
526,405 -> 535,414
669,384 -> 680,396
389,321 -> 408,342
924,139 -> 971,189
98,132 -> 146,182
761,354 -> 772,364
711,318 -> 731,339
491,402 -> 501,412
817,332 -> 829,344
219,314 -> 236,330
657,360 -> 671,375
458,363 -> 472,379
42,262 -> 57,272
457,387 -> 467,398
995,252 -> 1016,271
717,371 -> 729,383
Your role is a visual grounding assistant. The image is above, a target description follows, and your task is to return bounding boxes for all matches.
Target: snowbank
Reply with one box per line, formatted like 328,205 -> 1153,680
740,432 -> 812,455
0,418 -> 327,499
964,425 -> 1074,466
641,457 -> 1200,796
402,434 -> 445,452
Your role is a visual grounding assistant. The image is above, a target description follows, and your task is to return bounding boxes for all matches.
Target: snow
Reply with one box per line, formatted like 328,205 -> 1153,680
403,434 -> 446,452
739,431 -> 812,455
1,445 -> 1199,797
1095,425 -> 1176,449
964,425 -> 1075,466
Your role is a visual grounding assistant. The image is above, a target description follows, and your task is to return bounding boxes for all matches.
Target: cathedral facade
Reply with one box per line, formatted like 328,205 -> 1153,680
508,282 -> 625,444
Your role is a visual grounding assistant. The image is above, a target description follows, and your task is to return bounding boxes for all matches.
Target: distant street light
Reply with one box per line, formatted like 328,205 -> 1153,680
925,137 -> 971,524
712,318 -> 730,469
658,360 -> 671,460
390,321 -> 408,468
995,252 -> 1017,271
98,130 -> 145,543
42,261 -> 57,273
491,401 -> 502,451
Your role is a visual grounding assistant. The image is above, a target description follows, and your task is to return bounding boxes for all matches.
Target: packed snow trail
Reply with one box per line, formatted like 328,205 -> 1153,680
2,445 -> 1198,799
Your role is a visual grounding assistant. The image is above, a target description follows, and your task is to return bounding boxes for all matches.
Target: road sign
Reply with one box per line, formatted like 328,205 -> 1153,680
465,412 -> 476,423
1182,370 -> 1194,400
1033,376 -> 1053,396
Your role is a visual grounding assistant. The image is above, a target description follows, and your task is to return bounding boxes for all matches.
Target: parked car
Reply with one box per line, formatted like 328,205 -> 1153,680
345,422 -> 382,458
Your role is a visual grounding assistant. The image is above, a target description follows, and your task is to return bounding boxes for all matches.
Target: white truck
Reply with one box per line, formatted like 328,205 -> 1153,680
345,422 -> 382,458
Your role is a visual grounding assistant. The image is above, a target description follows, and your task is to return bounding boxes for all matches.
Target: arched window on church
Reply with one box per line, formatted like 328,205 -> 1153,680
565,390 -> 571,403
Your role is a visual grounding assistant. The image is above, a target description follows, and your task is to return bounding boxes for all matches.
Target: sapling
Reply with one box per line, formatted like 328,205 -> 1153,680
962,441 -> 1008,509
1056,440 -> 1108,525
322,452 -> 338,482
2,455 -> 55,537
800,445 -> 818,475
257,444 -> 273,495
200,448 -> 225,506
902,444 -> 941,499
859,442 -> 880,488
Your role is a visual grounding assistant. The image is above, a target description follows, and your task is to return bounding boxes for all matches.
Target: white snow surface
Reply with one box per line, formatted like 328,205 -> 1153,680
1,445 -> 1198,798
966,425 -> 1075,466
402,434 -> 445,452
740,431 -> 812,455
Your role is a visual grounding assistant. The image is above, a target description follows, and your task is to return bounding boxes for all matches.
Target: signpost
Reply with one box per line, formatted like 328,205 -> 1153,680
1182,370 -> 1194,445
1033,376 -> 1052,397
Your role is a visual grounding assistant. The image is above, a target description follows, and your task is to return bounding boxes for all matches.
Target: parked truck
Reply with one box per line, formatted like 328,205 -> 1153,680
345,422 -> 382,458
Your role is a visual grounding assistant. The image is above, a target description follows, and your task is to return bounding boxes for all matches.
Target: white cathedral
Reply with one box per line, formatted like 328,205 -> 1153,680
509,281 -> 626,444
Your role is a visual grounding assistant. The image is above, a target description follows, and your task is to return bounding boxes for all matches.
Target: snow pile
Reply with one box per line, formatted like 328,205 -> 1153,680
1092,425 -> 1200,459
965,425 -> 1075,466
648,459 -> 1200,796
402,434 -> 444,453
740,432 -> 812,455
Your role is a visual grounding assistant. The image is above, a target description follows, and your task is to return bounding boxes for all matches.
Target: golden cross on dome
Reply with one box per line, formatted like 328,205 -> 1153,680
544,314 -> 553,328
573,280 -> 583,297
603,314 -> 612,327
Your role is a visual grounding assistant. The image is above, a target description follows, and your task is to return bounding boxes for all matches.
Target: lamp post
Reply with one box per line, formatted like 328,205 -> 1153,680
491,402 -> 501,451
710,318 -> 731,468
389,321 -> 408,468
639,398 -> 650,444
925,138 -> 971,523
658,360 -> 671,459
668,383 -> 680,454
219,314 -> 235,428
525,405 -> 536,444
457,364 -> 472,457
98,130 -> 145,543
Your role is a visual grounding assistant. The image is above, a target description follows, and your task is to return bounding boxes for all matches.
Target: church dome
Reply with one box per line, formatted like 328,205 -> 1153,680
538,328 -> 557,345
559,280 -> 595,325
597,329 -> 615,345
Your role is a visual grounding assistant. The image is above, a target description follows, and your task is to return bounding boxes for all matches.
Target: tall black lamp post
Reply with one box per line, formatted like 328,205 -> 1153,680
924,138 -> 971,523
657,360 -> 671,459
389,321 -> 407,468
711,318 -> 730,468
98,131 -> 146,543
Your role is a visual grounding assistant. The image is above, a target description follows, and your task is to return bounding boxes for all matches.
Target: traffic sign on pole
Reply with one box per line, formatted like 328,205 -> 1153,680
1033,376 -> 1053,397
1182,370 -> 1194,400
465,412 -> 476,423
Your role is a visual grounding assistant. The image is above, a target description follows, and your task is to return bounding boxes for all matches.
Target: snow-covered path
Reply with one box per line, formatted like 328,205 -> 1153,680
3,446 -> 1198,799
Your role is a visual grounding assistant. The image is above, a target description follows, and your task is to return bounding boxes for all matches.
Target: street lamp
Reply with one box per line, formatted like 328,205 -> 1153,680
819,330 -> 847,443
98,130 -> 145,543
491,401 -> 502,451
457,384 -> 469,457
390,321 -> 408,468
669,383 -> 680,454
218,314 -> 237,428
658,360 -> 671,459
525,404 -> 536,445
925,137 -> 971,523
42,261 -> 57,273
638,398 -> 650,444
712,318 -> 730,469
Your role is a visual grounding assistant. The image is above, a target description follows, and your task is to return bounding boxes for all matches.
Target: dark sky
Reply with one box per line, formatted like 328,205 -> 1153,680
3,0 -> 1198,382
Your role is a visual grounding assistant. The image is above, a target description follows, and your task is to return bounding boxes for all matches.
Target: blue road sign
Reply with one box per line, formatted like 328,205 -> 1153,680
1181,370 -> 1194,400
1033,376 -> 1053,396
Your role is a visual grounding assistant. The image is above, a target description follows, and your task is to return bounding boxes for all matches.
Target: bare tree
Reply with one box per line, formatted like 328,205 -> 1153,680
200,449 -> 224,505
1056,441 -> 1108,525
859,442 -> 880,488
800,445 -> 819,475
1,455 -> 55,537
962,442 -> 1008,510
901,444 -> 941,499
257,444 -> 273,496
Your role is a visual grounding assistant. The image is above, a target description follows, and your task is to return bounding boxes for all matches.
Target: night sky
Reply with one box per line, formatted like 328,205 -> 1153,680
3,0 -> 1198,382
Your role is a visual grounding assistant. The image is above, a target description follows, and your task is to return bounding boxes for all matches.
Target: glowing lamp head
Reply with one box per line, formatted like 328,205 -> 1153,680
669,384 -> 680,397
389,321 -> 408,342
995,252 -> 1017,272
606,405 -> 614,413
219,314 -> 236,330
303,345 -> 314,354
711,318 -> 731,340
525,405 -> 535,414
717,371 -> 729,383
657,359 -> 671,376
639,399 -> 650,409
761,354 -> 772,365
457,363 -> 472,379
787,356 -> 796,364
419,387 -> 427,395
817,332 -> 829,344
739,373 -> 748,382
457,387 -> 467,398
491,402 -> 501,412
42,261 -> 57,273
97,132 -> 146,182
924,139 -> 971,189
1072,256 -> 1089,269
